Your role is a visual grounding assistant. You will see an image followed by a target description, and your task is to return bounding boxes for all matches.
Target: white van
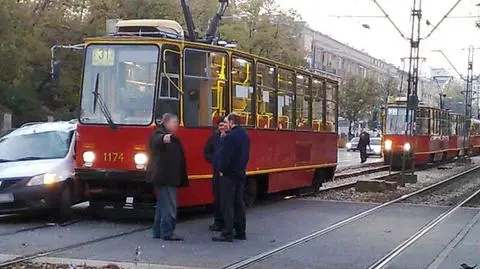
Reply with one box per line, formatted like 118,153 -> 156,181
0,120 -> 82,219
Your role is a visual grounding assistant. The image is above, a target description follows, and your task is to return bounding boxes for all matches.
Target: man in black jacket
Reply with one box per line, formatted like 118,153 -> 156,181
212,113 -> 250,242
358,128 -> 371,164
147,113 -> 188,241
203,117 -> 227,232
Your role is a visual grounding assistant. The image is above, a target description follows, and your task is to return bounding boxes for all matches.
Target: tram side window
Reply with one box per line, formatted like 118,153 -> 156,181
232,56 -> 254,126
277,69 -> 295,130
326,82 -> 337,132
183,49 -> 228,127
440,111 -> 449,135
450,115 -> 456,136
296,74 -> 311,129
312,79 -> 323,131
256,62 -> 276,129
157,46 -> 180,121
415,108 -> 429,135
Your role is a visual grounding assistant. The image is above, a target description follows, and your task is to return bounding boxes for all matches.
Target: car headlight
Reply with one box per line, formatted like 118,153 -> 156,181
403,142 -> 411,152
83,151 -> 95,167
27,173 -> 60,186
346,142 -> 352,149
384,140 -> 392,151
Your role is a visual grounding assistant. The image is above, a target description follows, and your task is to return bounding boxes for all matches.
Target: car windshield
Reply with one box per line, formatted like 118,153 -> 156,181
0,131 -> 73,162
80,44 -> 159,126
351,137 -> 359,143
371,139 -> 381,145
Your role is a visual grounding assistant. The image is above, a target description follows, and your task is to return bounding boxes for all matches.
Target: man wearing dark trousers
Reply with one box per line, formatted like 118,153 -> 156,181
358,128 -> 371,164
212,113 -> 250,242
147,113 -> 188,241
203,117 -> 227,231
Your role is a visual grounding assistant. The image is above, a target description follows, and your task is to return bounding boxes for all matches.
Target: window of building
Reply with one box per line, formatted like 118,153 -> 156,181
232,56 -> 254,126
296,74 -> 311,129
256,62 -> 276,129
277,69 -> 295,130
312,78 -> 323,131
183,48 -> 227,127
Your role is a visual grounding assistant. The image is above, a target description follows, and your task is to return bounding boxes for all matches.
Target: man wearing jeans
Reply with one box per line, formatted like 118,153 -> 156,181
147,113 -> 188,241
212,113 -> 250,242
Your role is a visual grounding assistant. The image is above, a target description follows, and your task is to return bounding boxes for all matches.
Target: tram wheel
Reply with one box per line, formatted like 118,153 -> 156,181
244,177 -> 257,207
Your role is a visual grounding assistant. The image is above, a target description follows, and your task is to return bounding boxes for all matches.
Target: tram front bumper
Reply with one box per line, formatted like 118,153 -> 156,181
76,168 -> 154,206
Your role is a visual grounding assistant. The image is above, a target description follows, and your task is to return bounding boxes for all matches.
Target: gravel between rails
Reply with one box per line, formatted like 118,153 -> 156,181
401,168 -> 480,206
4,262 -> 123,269
310,156 -> 480,204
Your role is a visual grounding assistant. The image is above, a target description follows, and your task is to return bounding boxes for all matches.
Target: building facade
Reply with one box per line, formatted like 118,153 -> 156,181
303,27 -> 441,108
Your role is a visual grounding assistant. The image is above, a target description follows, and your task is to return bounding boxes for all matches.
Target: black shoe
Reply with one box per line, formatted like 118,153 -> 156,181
234,234 -> 246,240
163,235 -> 184,241
212,235 -> 233,242
209,224 -> 223,232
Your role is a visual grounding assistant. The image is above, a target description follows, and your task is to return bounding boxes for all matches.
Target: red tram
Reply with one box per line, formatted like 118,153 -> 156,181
74,19 -> 340,209
382,98 -> 480,169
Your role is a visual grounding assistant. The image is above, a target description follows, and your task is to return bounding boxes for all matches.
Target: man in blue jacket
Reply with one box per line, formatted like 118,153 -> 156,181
203,117 -> 227,231
212,113 -> 250,242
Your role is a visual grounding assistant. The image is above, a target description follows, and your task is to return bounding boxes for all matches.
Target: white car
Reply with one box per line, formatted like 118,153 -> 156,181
346,137 -> 360,152
367,137 -> 382,156
0,120 -> 82,219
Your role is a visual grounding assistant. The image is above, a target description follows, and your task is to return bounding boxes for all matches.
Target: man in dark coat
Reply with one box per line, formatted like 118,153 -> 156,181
147,113 -> 188,241
212,113 -> 250,242
357,128 -> 371,164
203,117 -> 227,232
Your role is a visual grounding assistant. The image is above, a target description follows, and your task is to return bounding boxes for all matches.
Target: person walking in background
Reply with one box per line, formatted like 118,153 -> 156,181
212,113 -> 250,242
203,116 -> 227,232
147,113 -> 188,241
358,128 -> 371,164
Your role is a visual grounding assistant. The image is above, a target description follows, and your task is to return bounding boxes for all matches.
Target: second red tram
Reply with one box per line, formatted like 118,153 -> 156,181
382,99 -> 478,169
74,20 -> 340,209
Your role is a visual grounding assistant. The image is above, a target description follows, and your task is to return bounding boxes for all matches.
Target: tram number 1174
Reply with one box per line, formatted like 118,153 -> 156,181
103,152 -> 124,163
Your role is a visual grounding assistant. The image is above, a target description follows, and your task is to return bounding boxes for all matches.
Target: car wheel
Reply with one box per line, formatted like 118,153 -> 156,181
55,185 -> 73,222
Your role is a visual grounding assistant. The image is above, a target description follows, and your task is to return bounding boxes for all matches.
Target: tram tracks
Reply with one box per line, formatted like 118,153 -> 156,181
223,164 -> 480,269
0,218 -> 83,237
0,225 -> 151,268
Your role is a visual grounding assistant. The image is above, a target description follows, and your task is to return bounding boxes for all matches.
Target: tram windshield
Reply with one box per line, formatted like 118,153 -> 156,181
385,107 -> 407,134
80,44 -> 159,125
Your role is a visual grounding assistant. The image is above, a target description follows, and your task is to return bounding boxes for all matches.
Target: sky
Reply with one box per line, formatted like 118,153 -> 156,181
277,0 -> 480,78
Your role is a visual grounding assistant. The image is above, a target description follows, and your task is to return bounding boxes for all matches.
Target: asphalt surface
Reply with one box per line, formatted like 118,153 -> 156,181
2,199 -> 480,269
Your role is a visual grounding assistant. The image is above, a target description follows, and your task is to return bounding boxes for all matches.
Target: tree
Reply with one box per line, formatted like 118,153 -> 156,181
339,75 -> 381,135
219,0 -> 307,66
443,79 -> 465,114
0,0 -> 308,126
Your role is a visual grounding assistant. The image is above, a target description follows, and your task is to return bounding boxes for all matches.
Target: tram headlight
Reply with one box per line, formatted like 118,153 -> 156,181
134,153 -> 148,169
403,142 -> 411,152
83,151 -> 95,167
384,140 -> 393,151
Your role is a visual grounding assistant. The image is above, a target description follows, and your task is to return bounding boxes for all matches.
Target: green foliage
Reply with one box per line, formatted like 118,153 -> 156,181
0,0 -> 305,126
339,75 -> 382,131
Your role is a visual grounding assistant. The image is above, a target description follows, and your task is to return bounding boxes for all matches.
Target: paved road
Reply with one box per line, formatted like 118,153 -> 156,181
2,200 -> 479,268
337,148 -> 383,169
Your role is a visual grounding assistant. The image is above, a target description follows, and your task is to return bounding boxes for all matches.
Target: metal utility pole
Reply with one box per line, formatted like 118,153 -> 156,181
463,46 -> 475,155
400,0 -> 422,177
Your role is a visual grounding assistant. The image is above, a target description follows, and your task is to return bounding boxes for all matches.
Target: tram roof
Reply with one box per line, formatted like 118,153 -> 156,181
83,36 -> 341,83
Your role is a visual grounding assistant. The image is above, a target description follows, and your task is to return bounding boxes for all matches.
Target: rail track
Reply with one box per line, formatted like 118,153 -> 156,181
0,160 -> 477,268
222,164 -> 480,269
0,218 -> 83,237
